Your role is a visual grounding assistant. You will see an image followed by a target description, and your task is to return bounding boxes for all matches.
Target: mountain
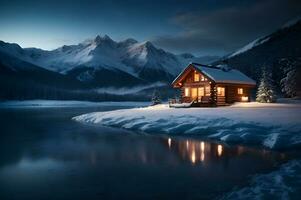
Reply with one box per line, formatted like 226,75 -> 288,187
0,50 -> 87,100
0,35 -> 213,89
3,17 -> 299,101
0,35 -> 209,100
220,19 -> 301,93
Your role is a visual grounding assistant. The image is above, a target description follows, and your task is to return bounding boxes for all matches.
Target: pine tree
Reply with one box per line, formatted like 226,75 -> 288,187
151,89 -> 161,105
256,67 -> 277,103
279,58 -> 301,98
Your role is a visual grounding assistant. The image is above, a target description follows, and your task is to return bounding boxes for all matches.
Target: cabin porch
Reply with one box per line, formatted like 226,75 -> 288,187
168,96 -> 213,108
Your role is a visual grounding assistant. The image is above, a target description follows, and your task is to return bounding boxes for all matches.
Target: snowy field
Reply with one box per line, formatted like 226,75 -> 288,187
74,100 -> 301,150
0,100 -> 149,108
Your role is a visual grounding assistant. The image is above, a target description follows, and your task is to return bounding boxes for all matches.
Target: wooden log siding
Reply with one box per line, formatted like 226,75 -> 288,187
219,84 -> 253,103
215,84 -> 225,106
178,69 -> 212,103
171,64 -> 256,106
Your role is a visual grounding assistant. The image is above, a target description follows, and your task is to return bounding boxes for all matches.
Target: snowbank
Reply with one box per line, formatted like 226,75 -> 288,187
74,102 -> 301,149
221,159 -> 301,199
0,100 -> 149,108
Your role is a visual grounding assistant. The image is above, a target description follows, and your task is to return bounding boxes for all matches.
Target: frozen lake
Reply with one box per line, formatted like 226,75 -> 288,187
0,105 -> 299,199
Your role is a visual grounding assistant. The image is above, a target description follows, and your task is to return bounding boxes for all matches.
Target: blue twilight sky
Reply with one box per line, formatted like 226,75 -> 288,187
0,0 -> 300,56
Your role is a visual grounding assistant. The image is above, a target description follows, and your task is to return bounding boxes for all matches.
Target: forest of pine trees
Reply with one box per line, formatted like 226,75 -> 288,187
279,57 -> 301,98
256,57 -> 300,103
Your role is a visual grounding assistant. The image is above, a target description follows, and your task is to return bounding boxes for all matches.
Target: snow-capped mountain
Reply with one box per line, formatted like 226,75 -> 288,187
228,36 -> 270,58
220,18 -> 301,87
1,35 -> 217,100
0,35 -> 200,85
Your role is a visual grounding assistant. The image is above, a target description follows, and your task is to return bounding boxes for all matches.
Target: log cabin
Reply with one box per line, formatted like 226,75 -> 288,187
171,63 -> 256,107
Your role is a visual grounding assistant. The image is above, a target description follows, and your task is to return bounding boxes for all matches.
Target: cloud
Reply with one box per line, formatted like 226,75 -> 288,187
152,0 -> 301,56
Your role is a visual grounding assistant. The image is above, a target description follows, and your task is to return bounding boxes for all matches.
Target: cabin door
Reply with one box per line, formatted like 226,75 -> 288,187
191,88 -> 198,99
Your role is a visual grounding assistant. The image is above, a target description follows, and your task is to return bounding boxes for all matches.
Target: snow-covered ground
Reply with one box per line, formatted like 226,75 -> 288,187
74,100 -> 301,150
0,100 -> 149,108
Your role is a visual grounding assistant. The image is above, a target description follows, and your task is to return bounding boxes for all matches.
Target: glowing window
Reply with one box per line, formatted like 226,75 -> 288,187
199,75 -> 208,81
205,86 -> 211,96
238,88 -> 243,95
184,88 -> 190,97
194,72 -> 200,82
198,87 -> 204,97
241,96 -> 249,102
217,87 -> 225,96
191,88 -> 198,98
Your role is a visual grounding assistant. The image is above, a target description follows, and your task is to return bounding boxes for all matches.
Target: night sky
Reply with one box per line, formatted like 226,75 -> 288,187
0,0 -> 300,56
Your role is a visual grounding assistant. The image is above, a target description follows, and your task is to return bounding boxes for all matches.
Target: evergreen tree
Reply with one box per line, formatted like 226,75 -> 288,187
256,67 -> 277,103
279,58 -> 301,98
151,89 -> 161,105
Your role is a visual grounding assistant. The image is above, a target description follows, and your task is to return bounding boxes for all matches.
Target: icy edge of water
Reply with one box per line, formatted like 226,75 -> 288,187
73,104 -> 301,150
220,159 -> 301,200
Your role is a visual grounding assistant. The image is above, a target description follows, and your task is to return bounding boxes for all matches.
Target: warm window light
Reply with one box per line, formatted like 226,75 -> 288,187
201,152 -> 205,162
184,88 -> 190,97
217,87 -> 225,96
217,145 -> 223,156
241,96 -> 249,102
198,87 -> 205,97
186,140 -> 189,150
191,88 -> 198,98
194,71 -> 200,82
168,138 -> 172,148
238,88 -> 243,94
178,82 -> 182,86
191,149 -> 196,164
200,141 -> 205,151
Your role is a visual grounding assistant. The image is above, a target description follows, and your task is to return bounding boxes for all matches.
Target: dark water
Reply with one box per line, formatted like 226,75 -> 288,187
0,106 -> 296,200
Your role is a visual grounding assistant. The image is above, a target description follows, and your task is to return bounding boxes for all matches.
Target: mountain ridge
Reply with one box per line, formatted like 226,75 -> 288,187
0,35 -> 220,87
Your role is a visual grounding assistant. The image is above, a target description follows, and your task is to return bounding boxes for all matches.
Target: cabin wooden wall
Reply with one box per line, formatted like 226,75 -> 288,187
182,69 -> 210,85
225,85 -> 252,103
180,69 -> 212,103
174,66 -> 255,106
215,84 -> 253,105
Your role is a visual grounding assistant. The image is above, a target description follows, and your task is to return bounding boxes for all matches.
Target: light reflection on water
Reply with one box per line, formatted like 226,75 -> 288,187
166,138 -> 224,164
0,107 -> 296,200
163,137 -> 287,166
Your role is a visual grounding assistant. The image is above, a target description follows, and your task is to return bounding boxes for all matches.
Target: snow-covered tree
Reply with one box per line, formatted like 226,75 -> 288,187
279,58 -> 301,97
256,67 -> 277,103
151,89 -> 161,105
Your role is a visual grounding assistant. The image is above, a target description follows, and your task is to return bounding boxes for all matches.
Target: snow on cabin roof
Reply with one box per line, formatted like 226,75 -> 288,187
194,63 -> 256,85
172,63 -> 256,85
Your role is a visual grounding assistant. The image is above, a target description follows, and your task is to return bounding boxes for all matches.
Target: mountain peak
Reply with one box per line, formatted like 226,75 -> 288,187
93,34 -> 114,44
142,41 -> 155,49
103,34 -> 112,41
91,34 -> 117,49
94,35 -> 102,43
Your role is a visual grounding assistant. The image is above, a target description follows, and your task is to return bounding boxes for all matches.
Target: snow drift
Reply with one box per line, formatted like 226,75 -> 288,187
73,101 -> 301,150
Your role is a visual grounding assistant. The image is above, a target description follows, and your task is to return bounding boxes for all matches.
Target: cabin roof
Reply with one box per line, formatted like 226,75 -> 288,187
172,63 -> 256,86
